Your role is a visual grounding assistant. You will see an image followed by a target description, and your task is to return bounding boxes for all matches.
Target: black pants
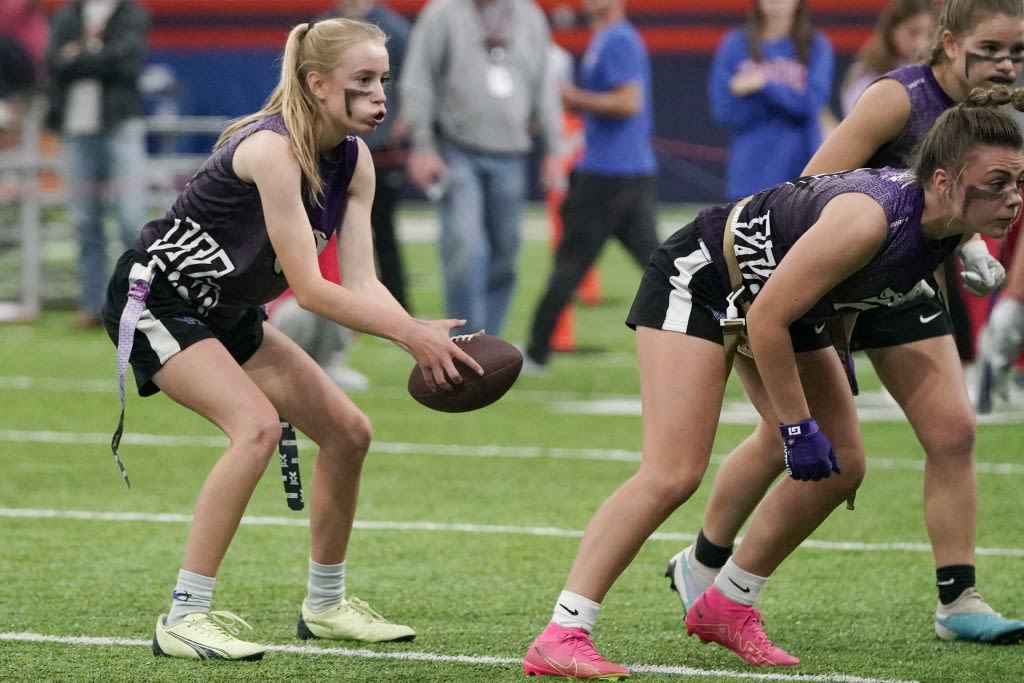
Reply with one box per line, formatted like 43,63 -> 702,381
526,171 -> 659,364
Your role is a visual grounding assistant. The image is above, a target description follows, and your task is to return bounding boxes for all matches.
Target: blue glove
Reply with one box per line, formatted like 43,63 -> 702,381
780,418 -> 841,481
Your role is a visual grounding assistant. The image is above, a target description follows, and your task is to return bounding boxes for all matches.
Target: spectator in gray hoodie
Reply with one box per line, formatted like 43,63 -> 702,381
400,0 -> 563,337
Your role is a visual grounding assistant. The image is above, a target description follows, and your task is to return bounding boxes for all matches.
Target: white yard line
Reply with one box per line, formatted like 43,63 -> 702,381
2,374 -> 1021,423
2,507 -> 1022,557
0,631 -> 919,683
2,427 -> 1024,475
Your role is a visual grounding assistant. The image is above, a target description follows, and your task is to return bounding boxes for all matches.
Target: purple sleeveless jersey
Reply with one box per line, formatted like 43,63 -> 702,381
132,115 -> 358,329
866,64 -> 954,169
697,167 -> 961,322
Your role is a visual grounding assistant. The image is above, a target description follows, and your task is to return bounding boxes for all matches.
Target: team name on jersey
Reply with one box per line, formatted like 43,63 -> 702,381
731,209 -> 777,296
147,217 -> 235,314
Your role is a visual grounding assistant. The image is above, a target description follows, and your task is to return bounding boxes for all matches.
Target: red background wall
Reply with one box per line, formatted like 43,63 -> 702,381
40,0 -> 896,201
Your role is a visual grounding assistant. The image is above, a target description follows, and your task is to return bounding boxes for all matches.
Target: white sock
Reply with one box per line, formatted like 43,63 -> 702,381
306,558 -> 345,612
166,569 -> 215,626
686,548 -> 722,593
551,590 -> 600,632
714,558 -> 767,606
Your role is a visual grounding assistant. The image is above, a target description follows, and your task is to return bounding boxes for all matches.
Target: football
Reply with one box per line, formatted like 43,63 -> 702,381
407,334 -> 523,412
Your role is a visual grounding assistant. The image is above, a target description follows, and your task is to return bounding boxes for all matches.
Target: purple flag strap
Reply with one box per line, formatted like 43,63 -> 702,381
111,260 -> 156,489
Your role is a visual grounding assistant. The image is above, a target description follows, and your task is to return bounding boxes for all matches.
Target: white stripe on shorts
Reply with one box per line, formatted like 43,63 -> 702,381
136,309 -> 182,364
663,238 -> 713,333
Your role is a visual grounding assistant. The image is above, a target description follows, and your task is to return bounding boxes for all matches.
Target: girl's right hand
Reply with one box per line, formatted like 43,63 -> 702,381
402,320 -> 485,392
780,418 -> 841,481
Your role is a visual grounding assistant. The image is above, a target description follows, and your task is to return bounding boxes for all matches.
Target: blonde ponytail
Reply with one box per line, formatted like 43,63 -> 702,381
216,19 -> 387,203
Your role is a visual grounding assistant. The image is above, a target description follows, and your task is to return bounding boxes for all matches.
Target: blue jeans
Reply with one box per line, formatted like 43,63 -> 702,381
435,141 -> 527,337
62,119 -> 148,315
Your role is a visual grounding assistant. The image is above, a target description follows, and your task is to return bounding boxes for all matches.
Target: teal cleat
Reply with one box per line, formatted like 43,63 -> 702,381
935,588 -> 1024,644
664,545 -> 717,615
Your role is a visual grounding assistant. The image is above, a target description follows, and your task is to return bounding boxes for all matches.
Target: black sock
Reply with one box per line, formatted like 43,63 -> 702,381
694,529 -> 732,569
936,565 -> 975,605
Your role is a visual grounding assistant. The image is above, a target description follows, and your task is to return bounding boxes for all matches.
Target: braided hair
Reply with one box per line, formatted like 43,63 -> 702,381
914,85 -> 1024,182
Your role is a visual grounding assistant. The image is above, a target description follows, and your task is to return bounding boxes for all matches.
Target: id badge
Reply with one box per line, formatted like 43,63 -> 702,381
486,63 -> 515,99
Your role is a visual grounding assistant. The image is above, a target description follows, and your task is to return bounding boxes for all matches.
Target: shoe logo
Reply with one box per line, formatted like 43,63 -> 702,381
728,578 -> 751,593
919,311 -> 942,324
813,323 -> 826,334
558,603 -> 579,616
172,590 -> 193,602
936,578 -> 956,586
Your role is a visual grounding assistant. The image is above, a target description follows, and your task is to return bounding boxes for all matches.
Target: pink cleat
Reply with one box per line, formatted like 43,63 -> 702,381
684,586 -> 799,666
523,623 -> 630,680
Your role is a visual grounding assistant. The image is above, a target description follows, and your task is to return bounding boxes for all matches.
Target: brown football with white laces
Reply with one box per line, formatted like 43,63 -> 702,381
407,334 -> 523,413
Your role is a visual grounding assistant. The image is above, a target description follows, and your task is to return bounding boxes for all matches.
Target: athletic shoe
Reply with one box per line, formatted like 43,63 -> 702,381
297,597 -> 415,642
326,364 -> 371,391
664,545 -> 716,615
522,355 -> 549,377
523,623 -> 629,680
934,588 -> 1024,644
152,611 -> 266,661
515,345 -> 549,377
685,586 -> 799,666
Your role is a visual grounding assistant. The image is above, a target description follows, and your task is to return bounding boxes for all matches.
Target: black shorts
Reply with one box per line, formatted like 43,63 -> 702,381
849,295 -> 952,351
625,222 -> 831,352
101,251 -> 265,396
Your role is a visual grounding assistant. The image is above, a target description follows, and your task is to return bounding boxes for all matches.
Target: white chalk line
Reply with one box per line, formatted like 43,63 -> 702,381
0,632 -> 919,682
2,507 -> 1022,558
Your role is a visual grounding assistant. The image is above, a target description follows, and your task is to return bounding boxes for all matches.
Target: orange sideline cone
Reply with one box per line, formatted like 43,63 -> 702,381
578,267 -> 603,306
546,111 -> 602,351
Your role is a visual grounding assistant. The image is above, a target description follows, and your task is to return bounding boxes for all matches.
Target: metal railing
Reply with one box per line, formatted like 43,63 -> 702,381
0,100 -> 229,321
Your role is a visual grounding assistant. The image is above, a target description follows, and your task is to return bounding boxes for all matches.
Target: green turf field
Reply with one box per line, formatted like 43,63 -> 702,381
1,204 -> 1022,682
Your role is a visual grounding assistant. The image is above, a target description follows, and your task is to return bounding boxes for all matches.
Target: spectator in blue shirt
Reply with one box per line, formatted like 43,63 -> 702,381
521,0 -> 659,371
708,0 -> 834,199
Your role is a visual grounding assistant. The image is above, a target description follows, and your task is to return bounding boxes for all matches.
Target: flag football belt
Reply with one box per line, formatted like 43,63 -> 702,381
720,196 -> 752,361
110,258 -> 157,489
107,259 -> 305,510
721,196 -> 858,396
723,200 -> 857,509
